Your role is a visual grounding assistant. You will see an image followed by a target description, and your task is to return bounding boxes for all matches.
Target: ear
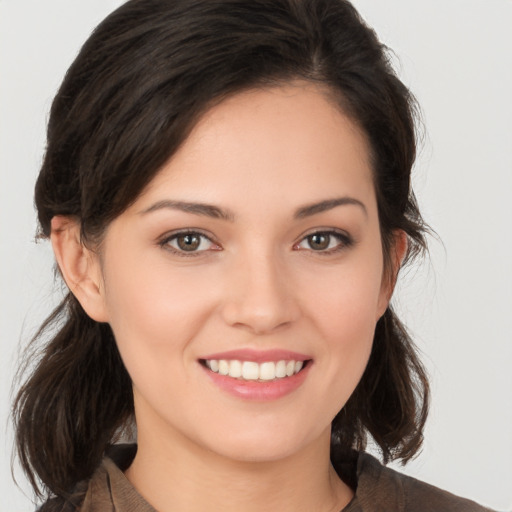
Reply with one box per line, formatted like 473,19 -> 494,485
376,229 -> 408,318
50,216 -> 109,322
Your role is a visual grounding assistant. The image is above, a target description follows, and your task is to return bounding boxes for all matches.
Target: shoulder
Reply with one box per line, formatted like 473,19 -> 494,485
80,444 -> 154,512
354,452 -> 495,512
36,444 -> 147,512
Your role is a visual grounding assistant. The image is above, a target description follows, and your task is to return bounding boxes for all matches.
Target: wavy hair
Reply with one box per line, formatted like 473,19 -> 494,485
13,0 -> 430,508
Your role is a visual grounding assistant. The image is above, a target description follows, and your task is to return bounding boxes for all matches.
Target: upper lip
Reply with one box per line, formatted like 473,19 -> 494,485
199,349 -> 311,363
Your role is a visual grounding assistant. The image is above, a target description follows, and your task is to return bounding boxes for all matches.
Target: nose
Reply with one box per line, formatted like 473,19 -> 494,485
220,249 -> 300,334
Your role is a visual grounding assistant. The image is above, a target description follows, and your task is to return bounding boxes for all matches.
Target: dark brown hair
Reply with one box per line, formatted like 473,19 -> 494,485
14,0 -> 429,507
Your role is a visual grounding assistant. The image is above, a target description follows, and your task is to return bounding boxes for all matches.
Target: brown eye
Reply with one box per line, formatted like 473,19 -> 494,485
161,231 -> 217,255
176,234 -> 201,251
295,230 -> 353,254
307,233 -> 330,250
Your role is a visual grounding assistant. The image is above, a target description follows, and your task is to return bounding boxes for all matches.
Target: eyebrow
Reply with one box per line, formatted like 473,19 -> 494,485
294,197 -> 367,219
139,200 -> 235,221
140,196 -> 367,221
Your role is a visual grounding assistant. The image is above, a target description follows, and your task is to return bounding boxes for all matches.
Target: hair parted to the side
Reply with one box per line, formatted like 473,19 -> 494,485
13,0 -> 430,507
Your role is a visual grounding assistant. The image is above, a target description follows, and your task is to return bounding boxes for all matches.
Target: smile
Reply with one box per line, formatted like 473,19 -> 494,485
204,359 -> 305,381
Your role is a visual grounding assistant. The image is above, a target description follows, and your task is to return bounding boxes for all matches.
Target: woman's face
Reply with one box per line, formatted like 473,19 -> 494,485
95,83 -> 393,462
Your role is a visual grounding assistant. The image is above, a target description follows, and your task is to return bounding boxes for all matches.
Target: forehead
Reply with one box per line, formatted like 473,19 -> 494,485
135,82 -> 375,214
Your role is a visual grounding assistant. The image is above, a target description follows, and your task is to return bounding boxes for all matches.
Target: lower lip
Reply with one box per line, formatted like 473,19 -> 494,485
201,362 -> 311,401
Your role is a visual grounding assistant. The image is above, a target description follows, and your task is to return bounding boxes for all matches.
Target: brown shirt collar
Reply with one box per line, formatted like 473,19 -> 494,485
79,444 -> 492,512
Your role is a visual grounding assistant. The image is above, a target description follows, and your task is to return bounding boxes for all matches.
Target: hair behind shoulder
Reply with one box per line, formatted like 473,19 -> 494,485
13,294 -> 133,501
14,0 -> 430,505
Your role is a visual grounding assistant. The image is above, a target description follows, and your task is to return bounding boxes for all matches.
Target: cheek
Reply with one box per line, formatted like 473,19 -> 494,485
104,244 -> 212,324
319,281 -> 378,372
305,255 -> 385,338
100,268 -> 208,422
301,250 -> 385,396
100,255 -> 217,378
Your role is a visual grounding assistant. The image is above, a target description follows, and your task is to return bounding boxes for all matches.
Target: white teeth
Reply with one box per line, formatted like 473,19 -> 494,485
275,360 -> 287,378
218,359 -> 229,376
242,361 -> 259,380
204,358 -> 306,381
228,359 -> 242,378
259,362 -> 276,381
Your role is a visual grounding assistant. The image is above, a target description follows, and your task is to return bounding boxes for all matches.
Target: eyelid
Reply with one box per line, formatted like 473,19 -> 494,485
158,228 -> 222,256
293,228 -> 354,253
157,227 -> 353,257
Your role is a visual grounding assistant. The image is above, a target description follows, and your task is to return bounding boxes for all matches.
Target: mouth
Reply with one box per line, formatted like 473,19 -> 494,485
198,350 -> 312,400
200,358 -> 310,382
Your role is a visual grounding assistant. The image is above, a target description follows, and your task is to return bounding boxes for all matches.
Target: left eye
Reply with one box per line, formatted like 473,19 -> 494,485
296,231 -> 350,252
163,232 -> 216,253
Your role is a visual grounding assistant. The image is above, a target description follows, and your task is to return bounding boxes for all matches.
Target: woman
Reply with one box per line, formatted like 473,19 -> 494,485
12,0 -> 495,511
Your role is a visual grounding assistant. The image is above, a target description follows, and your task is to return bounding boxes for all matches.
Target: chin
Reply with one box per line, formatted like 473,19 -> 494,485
196,421 -> 324,464
212,440 -> 300,464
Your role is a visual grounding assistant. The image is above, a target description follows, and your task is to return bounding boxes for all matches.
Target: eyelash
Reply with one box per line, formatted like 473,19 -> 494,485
294,229 -> 354,255
158,229 -> 353,257
158,230 -> 220,257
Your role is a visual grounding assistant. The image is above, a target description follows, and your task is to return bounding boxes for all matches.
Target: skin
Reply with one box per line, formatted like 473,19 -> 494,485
52,82 -> 404,512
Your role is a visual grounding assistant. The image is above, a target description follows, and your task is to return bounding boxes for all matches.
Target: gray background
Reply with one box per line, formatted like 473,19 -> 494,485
1,1 -> 511,510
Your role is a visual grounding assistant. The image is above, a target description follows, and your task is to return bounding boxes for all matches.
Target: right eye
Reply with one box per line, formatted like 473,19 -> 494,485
160,231 -> 220,256
294,229 -> 353,255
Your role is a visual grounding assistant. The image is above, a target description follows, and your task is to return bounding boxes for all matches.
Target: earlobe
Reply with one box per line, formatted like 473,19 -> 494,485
377,230 -> 408,318
50,216 -> 109,322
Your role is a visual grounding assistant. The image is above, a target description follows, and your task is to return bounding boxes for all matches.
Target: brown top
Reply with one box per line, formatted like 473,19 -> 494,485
75,444 -> 493,512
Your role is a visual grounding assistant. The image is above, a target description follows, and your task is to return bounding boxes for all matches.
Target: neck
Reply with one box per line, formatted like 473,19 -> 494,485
126,419 -> 353,512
